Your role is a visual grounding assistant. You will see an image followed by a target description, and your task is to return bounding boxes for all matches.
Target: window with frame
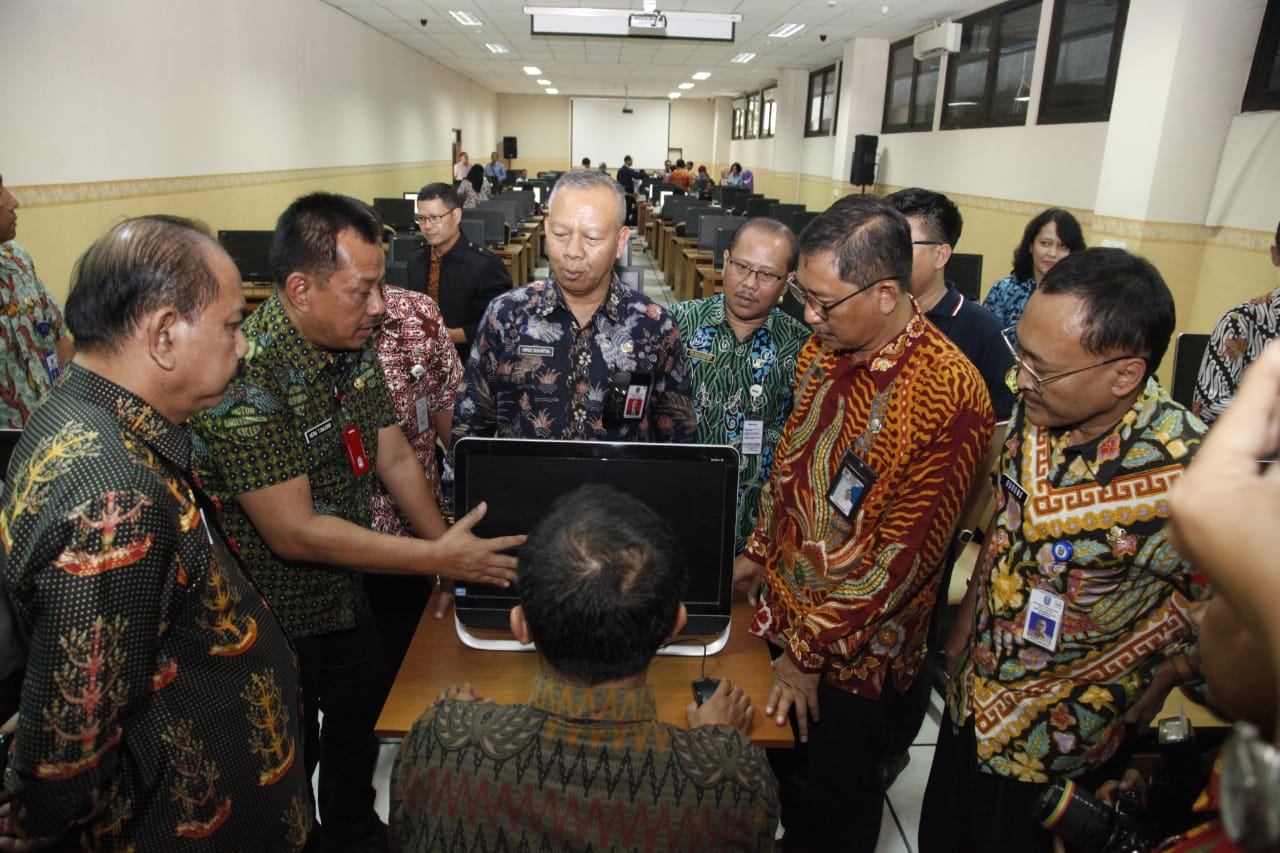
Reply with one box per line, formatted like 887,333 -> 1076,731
745,91 -> 761,139
761,86 -> 777,137
1039,0 -> 1128,124
805,63 -> 840,136
882,39 -> 940,132
941,0 -> 1042,130
1243,0 -> 1280,112
732,97 -> 747,139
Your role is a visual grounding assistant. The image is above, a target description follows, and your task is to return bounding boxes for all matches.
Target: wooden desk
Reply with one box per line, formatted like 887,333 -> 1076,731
695,264 -> 724,299
376,589 -> 793,748
243,284 -> 273,312
681,248 -> 714,301
492,244 -> 526,286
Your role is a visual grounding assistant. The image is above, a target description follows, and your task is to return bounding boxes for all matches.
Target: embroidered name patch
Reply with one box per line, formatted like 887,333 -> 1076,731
517,344 -> 555,357
304,419 -> 335,445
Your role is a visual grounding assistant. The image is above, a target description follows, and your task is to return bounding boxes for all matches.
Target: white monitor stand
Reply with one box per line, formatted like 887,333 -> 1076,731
454,614 -> 731,656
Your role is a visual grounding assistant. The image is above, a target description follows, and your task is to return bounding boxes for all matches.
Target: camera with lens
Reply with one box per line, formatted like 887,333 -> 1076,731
1035,778 -> 1164,853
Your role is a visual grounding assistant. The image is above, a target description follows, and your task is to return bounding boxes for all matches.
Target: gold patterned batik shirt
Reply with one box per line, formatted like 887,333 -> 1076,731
948,378 -> 1207,781
0,365 -> 311,850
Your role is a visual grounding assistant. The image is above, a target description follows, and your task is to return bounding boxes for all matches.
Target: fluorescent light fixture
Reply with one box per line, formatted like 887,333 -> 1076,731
668,92 -> 681,99
768,22 -> 805,38
1013,95 -> 1030,102
730,52 -> 757,63
536,79 -> 551,85
691,71 -> 711,80
678,82 -> 694,90
449,10 -> 482,26
523,66 -> 542,75
484,43 -> 509,53
523,6 -> 739,40
947,100 -> 978,107
546,88 -> 559,94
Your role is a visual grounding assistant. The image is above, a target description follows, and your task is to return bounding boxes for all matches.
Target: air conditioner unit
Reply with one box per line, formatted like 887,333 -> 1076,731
913,22 -> 961,60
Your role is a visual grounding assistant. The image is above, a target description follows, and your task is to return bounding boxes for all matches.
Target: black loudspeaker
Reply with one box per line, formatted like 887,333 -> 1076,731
851,134 -> 878,186
503,136 -> 518,159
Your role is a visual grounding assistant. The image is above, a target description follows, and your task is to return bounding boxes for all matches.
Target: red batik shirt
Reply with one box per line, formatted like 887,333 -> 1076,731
746,311 -> 994,699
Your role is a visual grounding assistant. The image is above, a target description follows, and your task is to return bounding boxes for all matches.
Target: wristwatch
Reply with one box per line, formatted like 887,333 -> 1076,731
1220,721 -> 1280,851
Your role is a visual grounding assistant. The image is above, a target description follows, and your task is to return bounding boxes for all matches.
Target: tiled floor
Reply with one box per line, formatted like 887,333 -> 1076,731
367,233 -> 951,851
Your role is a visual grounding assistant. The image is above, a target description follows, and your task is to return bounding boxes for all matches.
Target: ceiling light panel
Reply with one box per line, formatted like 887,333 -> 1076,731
691,71 -> 711,80
768,22 -> 805,38
485,43 -> 509,53
730,52 -> 757,63
449,10 -> 482,26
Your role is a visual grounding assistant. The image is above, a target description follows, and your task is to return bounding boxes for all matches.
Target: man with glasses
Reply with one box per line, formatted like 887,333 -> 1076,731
192,194 -> 522,852
408,182 -> 512,361
735,195 -> 993,851
920,248 -> 1208,853
452,168 -> 694,444
672,218 -> 809,553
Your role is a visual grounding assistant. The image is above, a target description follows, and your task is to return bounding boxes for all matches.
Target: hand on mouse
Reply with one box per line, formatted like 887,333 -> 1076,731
685,678 -> 754,732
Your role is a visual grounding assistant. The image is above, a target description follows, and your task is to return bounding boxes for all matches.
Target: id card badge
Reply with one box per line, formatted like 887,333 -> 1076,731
742,419 -> 765,455
42,349 -> 61,384
414,395 -> 431,436
623,384 -> 649,419
342,424 -> 371,476
828,447 -> 878,519
1022,588 -> 1066,652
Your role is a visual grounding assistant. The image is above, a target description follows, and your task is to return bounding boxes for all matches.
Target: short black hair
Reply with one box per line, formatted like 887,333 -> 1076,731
1012,208 -> 1086,281
66,215 -> 222,354
581,157 -> 591,167
517,484 -> 688,685
798,194 -> 912,293
731,217 -> 799,272
1038,247 -> 1174,378
417,182 -> 461,209
270,192 -> 382,287
884,187 -> 963,248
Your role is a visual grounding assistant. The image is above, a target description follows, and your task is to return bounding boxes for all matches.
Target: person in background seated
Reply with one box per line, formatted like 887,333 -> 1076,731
452,151 -> 469,183
923,248 -> 1207,853
693,164 -> 713,199
579,156 -> 591,170
740,168 -> 755,192
452,168 -> 695,444
982,207 -> 1085,328
0,216 -> 312,849
723,162 -> 744,187
455,164 -> 489,209
389,484 -> 780,852
1192,218 -> 1280,425
736,194 -> 993,852
671,217 -> 808,554
0,174 -> 75,428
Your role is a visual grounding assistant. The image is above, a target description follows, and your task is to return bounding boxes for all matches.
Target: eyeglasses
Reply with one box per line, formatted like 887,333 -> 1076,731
911,240 -> 944,246
725,256 -> 787,286
1001,326 -> 1144,393
414,210 -> 455,226
787,276 -> 896,320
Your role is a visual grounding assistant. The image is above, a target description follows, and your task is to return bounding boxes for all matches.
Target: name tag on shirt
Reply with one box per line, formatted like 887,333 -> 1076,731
414,395 -> 431,436
304,418 -> 335,444
518,344 -> 555,358
1023,588 -> 1066,652
1001,473 -> 1028,503
43,350 -> 61,384
741,420 -> 764,455
685,348 -> 713,362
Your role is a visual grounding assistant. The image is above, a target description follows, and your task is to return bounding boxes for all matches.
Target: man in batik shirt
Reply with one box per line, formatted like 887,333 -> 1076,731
453,168 -> 694,444
671,217 -> 808,552
0,216 -> 311,850
735,195 -> 993,852
921,248 -> 1208,853
368,284 -> 463,677
1192,219 -> 1280,425
0,174 -> 74,428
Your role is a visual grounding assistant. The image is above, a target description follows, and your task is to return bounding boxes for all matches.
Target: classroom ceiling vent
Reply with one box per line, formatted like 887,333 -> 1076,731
913,22 -> 961,60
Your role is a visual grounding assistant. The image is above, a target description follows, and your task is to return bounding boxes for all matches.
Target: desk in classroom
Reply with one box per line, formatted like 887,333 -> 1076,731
376,589 -> 794,749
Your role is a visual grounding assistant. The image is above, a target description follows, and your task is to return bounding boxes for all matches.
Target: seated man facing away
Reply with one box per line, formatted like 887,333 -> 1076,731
390,484 -> 780,852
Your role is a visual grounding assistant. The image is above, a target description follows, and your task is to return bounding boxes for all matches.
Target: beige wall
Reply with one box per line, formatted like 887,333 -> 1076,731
496,95 -> 572,171
669,100 -> 719,169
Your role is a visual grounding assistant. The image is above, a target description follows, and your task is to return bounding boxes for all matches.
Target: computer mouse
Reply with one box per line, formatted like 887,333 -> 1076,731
692,677 -> 720,706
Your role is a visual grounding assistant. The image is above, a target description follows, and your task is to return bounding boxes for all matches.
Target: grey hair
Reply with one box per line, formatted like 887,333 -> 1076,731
548,169 -> 626,230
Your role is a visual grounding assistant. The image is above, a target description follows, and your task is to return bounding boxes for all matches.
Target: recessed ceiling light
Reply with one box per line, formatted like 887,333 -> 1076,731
730,52 -> 756,64
668,92 -> 681,99
523,66 -> 542,75
678,83 -> 694,90
449,10 -> 482,26
484,43 -> 509,53
546,88 -> 559,94
692,71 -> 711,80
768,22 -> 805,38
536,79 -> 551,85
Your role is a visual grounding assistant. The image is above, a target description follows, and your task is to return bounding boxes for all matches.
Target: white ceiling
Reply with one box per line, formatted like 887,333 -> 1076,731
321,0 -> 970,99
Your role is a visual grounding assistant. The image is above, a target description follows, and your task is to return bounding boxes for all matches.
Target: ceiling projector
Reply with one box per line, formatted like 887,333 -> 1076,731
628,11 -> 667,28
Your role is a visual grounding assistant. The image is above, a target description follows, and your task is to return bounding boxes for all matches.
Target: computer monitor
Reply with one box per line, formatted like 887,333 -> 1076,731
373,197 -> 417,234
217,230 -> 275,284
388,235 -> 424,265
402,191 -> 419,202
768,202 -> 804,222
698,215 -> 746,251
477,199 -> 518,231
719,187 -> 751,214
790,210 -> 818,236
1171,332 -> 1211,409
651,182 -> 681,203
458,218 -> 486,247
945,252 -> 984,303
452,438 -> 740,653
746,197 -> 776,217
460,209 -> 506,247
615,266 -> 645,291
713,228 -> 737,271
